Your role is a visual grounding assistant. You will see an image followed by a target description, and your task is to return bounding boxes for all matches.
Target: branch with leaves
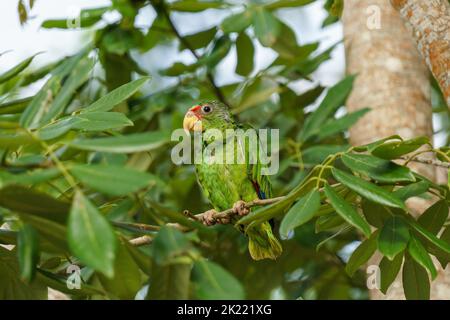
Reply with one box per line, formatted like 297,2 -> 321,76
158,0 -> 230,106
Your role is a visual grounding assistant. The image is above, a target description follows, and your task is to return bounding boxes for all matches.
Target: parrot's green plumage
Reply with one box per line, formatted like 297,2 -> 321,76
183,101 -> 282,260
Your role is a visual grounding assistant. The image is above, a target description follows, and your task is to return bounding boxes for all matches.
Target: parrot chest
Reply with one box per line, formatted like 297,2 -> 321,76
195,162 -> 256,211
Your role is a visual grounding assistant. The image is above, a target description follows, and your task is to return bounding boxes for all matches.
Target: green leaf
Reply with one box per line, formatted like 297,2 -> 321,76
252,7 -> 280,47
16,214 -> 69,253
183,27 -> 217,50
146,262 -> 191,300
221,10 -> 253,33
68,191 -> 117,277
61,111 -> 133,131
345,231 -> 378,276
264,0 -> 315,10
302,145 -> 348,165
316,108 -> 370,141
329,0 -> 344,17
282,43 -> 333,77
98,239 -> 142,299
0,133 -> 36,150
101,28 -> 143,55
371,137 -> 430,160
393,180 -> 430,201
402,254 -> 430,300
82,77 -> 150,113
279,189 -> 320,238
123,240 -> 152,276
299,75 -> 355,142
44,7 -> 106,28
192,259 -> 245,299
70,111 -> 132,131
0,229 -> 17,245
237,167 -> 322,225
324,183 -> 371,237
20,77 -> 60,128
40,57 -> 95,124
0,96 -> 31,115
341,153 -> 415,183
0,247 -> 47,299
434,227 -> 450,267
17,224 -> 39,282
69,131 -> 169,153
35,268 -> 104,296
235,32 -> 254,77
41,7 -> 106,29
408,219 -> 450,254
353,135 -> 403,152
70,164 -> 158,196
0,168 -> 60,187
379,253 -> 403,294
361,200 -> 391,228
169,0 -> 225,12
38,112 -> 133,140
236,77 -> 280,112
0,185 -> 69,224
160,62 -> 196,77
417,200 -> 448,235
151,226 -> 191,265
198,35 -> 232,68
20,50 -> 89,128
378,216 -> 410,260
408,235 -> 437,280
0,53 -> 40,84
332,168 -> 406,210
315,213 -> 345,232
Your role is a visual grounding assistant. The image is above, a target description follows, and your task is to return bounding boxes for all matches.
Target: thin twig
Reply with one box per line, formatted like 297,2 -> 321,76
128,196 -> 285,246
129,235 -> 153,246
112,221 -> 160,232
400,155 -> 450,169
195,196 -> 285,221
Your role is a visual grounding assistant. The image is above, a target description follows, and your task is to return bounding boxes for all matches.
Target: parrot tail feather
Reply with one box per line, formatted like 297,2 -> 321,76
247,222 -> 282,260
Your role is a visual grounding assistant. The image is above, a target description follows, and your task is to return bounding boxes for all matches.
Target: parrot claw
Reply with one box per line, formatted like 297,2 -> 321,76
233,200 -> 249,217
201,209 -> 218,226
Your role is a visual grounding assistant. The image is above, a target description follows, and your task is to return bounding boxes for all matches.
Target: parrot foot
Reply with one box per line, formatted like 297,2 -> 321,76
201,209 -> 218,226
233,200 -> 249,217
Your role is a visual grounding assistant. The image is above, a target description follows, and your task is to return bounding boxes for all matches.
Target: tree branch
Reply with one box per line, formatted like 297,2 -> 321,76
191,196 -> 285,221
129,235 -> 153,246
391,0 -> 450,107
128,196 -> 285,246
159,1 -> 230,106
400,155 -> 450,169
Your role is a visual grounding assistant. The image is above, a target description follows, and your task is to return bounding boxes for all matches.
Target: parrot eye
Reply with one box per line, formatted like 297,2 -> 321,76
202,105 -> 212,114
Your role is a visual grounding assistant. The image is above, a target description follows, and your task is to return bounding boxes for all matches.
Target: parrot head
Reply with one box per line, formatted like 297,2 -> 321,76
183,101 -> 233,133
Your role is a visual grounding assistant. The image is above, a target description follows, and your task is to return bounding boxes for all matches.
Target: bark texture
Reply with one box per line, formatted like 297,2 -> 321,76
391,0 -> 450,107
343,0 -> 450,300
343,0 -> 435,179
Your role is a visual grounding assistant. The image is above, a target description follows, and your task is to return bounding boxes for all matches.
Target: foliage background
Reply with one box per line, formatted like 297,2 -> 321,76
0,0 -> 449,300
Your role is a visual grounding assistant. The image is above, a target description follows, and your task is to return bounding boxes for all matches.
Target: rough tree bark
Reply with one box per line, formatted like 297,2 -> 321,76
391,0 -> 450,108
343,0 -> 450,300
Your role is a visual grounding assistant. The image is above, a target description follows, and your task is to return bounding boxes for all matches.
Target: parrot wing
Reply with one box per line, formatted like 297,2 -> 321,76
238,123 -> 272,200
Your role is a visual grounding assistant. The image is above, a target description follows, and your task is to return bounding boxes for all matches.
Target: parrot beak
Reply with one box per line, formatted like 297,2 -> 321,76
183,111 -> 203,133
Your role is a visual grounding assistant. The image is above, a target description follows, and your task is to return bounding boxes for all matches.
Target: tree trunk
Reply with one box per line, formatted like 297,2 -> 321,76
391,0 -> 450,108
343,0 -> 450,300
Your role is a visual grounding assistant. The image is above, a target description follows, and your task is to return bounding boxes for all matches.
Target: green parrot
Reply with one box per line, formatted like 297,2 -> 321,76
183,100 -> 282,260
